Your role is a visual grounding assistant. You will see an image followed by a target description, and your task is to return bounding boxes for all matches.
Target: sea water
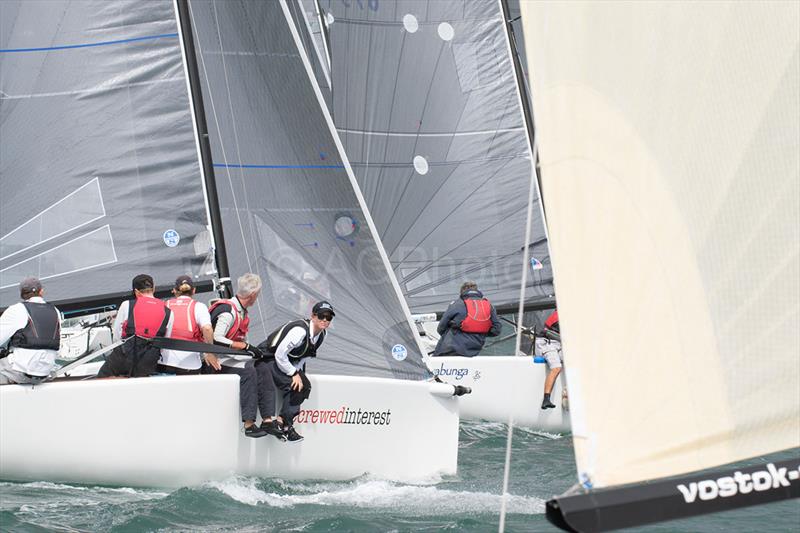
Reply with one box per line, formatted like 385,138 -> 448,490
1,422 -> 797,532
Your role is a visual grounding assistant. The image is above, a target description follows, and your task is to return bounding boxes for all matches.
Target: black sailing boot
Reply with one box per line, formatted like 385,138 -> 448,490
541,393 -> 556,410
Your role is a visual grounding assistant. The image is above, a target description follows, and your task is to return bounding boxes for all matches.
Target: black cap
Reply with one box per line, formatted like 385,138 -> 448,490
174,275 -> 195,289
132,274 -> 155,291
312,301 -> 335,316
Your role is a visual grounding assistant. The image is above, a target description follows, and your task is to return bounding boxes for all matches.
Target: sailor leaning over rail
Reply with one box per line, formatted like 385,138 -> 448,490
158,275 -> 214,375
96,274 -> 174,378
0,277 -> 61,385
256,300 -> 333,443
537,310 -> 563,410
205,272 -> 270,438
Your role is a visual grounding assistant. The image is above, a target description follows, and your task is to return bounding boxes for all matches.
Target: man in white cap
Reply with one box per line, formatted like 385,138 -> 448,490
0,277 -> 61,384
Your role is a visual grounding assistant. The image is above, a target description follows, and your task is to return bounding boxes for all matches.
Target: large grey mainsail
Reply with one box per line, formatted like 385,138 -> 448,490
325,0 -> 553,314
0,0 -> 214,309
186,0 -> 426,379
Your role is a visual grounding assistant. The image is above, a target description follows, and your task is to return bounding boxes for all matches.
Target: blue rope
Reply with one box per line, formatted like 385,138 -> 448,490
0,33 -> 178,53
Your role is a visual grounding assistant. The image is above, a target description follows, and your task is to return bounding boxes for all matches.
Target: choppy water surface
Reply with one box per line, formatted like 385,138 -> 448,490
0,421 -> 797,532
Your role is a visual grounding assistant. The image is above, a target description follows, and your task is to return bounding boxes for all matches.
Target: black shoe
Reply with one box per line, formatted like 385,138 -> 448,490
541,398 -> 556,410
261,420 -> 287,441
284,425 -> 304,443
244,424 -> 268,438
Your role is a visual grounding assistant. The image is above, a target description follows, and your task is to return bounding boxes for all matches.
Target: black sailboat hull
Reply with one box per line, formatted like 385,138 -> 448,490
547,457 -> 800,532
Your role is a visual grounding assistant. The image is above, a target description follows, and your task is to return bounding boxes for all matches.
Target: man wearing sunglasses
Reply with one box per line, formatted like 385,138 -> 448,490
256,301 -> 334,442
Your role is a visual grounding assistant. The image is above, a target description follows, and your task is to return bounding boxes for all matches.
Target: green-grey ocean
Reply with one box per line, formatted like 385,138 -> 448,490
1,422 -> 797,532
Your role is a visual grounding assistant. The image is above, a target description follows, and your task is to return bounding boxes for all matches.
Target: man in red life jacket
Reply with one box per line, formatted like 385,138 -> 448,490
97,274 -> 173,378
433,281 -> 501,357
158,275 -> 214,375
206,273 -> 269,438
537,309 -> 562,409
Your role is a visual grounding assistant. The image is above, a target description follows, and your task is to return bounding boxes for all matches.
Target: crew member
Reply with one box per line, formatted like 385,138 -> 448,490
256,300 -> 334,443
97,274 -> 173,378
433,281 -> 501,357
538,310 -> 562,409
0,277 -> 61,384
206,272 -> 268,438
158,275 -> 214,375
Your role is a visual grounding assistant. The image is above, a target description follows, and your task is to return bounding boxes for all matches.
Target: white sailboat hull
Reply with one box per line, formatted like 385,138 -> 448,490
430,356 -> 570,432
0,374 -> 459,487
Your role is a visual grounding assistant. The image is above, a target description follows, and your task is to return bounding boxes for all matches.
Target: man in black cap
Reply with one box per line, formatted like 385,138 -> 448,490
256,300 -> 334,442
0,277 -> 61,384
97,274 -> 173,378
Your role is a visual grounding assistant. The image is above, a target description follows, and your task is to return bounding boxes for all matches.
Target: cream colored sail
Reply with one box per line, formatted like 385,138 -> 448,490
519,0 -> 799,488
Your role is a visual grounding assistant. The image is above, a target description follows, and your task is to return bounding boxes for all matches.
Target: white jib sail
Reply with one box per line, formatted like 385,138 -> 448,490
519,0 -> 799,488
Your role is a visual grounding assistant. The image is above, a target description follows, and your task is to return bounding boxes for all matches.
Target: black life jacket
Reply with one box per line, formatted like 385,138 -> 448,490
261,319 -> 325,361
8,301 -> 61,351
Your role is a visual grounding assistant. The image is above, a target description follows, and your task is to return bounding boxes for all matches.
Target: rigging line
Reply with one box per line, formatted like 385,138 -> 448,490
187,1 -> 254,276
336,126 -> 526,138
211,0 -> 260,296
383,39 -> 447,236
0,32 -> 178,53
499,0 -> 536,525
395,155 -> 516,266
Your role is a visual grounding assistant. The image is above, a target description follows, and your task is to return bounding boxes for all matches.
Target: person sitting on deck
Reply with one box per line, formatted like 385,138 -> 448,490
432,281 -> 501,357
0,277 -> 61,385
158,275 -> 214,375
538,310 -> 562,409
256,300 -> 334,443
97,274 -> 173,378
205,273 -> 269,438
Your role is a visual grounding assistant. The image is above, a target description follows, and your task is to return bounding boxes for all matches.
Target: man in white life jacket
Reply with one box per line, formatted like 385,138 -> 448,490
97,274 -> 174,378
206,272 -> 270,438
433,281 -> 501,357
158,275 -> 213,375
0,277 -> 61,384
537,309 -> 562,409
255,300 -> 333,443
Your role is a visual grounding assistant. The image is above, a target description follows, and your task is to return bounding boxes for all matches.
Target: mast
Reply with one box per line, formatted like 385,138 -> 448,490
175,0 -> 232,298
498,0 -> 545,216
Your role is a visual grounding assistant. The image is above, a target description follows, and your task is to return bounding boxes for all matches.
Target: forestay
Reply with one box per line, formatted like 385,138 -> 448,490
0,0 -> 215,309
520,0 -> 800,489
185,0 -> 427,379
324,0 -> 553,314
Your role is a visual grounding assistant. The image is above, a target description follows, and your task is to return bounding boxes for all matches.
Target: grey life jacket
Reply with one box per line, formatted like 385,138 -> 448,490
7,301 -> 61,353
260,319 -> 325,361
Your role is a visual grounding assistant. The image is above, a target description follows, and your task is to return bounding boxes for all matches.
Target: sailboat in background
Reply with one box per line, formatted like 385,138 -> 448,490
0,0 -> 463,487
317,0 -> 567,430
517,1 -> 800,530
